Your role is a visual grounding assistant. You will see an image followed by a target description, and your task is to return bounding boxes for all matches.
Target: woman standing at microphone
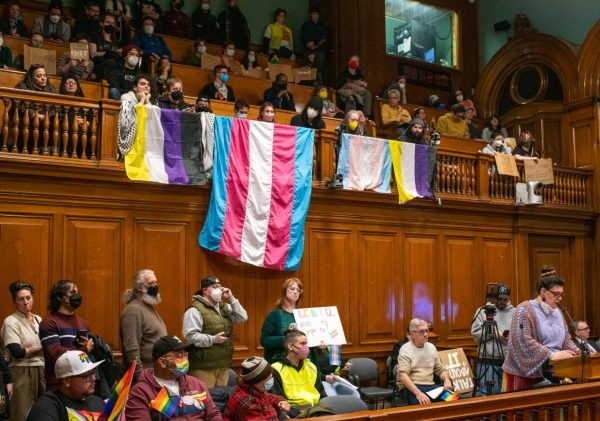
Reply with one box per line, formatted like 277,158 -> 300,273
502,266 -> 580,391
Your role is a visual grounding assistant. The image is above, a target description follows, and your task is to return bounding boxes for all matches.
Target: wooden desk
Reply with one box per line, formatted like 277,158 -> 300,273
551,354 -> 600,382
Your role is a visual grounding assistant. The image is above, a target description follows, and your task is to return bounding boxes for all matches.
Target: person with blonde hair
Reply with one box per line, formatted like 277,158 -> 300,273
260,278 -> 304,363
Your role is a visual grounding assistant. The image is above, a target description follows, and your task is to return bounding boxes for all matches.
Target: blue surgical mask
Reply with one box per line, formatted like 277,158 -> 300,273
236,112 -> 247,119
264,377 -> 274,391
220,73 -> 229,83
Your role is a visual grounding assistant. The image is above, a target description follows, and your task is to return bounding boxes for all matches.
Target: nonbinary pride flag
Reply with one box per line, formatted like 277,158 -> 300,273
124,105 -> 207,185
199,117 -> 314,271
389,140 -> 436,204
337,133 -> 391,193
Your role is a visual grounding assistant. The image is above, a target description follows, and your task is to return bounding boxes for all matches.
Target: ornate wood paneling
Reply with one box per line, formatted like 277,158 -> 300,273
0,215 -> 51,315
308,227 -> 354,344
444,236 -> 478,344
134,220 -> 189,339
63,217 -> 124,349
402,234 -> 439,333
357,231 -> 399,344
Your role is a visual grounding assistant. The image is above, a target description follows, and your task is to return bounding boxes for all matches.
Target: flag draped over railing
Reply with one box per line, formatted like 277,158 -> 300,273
199,117 -> 314,271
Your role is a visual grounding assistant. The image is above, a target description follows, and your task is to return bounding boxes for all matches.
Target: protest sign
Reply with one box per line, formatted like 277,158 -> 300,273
293,307 -> 347,347
437,348 -> 474,394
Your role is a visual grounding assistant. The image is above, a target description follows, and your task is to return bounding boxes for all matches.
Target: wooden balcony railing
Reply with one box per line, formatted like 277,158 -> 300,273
0,88 -> 593,210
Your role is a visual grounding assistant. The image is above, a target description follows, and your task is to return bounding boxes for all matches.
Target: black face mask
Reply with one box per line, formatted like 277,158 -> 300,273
147,286 -> 159,297
170,90 -> 183,101
196,105 -> 210,112
104,25 -> 115,34
277,82 -> 287,91
69,293 -> 82,309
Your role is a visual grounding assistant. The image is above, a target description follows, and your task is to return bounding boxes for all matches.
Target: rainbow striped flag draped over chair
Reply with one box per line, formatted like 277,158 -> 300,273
98,362 -> 135,421
124,105 -> 208,185
199,117 -> 314,271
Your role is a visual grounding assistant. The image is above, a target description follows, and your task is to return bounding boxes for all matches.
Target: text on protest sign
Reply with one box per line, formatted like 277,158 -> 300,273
293,307 -> 347,347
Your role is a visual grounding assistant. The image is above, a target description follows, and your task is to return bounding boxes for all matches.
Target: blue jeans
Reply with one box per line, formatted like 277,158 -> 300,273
407,384 -> 442,405
109,87 -> 122,100
475,361 -> 503,396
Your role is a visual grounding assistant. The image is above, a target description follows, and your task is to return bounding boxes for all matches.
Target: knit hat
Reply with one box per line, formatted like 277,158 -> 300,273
307,96 -> 323,111
121,44 -> 139,57
55,351 -> 104,379
240,356 -> 272,385
410,118 -> 426,128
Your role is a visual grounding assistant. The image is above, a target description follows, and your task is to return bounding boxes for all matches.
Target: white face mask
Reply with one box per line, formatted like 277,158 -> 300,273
226,48 -> 235,57
248,54 -> 256,63
306,107 -> 318,119
197,45 -> 207,54
493,139 -> 503,149
210,287 -> 223,302
236,112 -> 247,119
201,2 -> 210,11
144,25 -> 154,35
50,14 -> 61,24
399,82 -> 405,89
127,55 -> 139,67
456,94 -> 464,102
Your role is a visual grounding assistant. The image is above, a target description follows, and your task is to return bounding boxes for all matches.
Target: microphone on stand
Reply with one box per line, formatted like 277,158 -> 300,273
559,304 -> 589,356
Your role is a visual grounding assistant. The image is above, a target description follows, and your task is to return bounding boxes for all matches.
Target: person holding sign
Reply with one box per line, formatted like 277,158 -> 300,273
57,33 -> 94,81
397,318 -> 453,405
260,278 -> 303,363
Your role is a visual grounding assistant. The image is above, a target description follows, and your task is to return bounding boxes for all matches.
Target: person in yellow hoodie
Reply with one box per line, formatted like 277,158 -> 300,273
436,103 -> 470,138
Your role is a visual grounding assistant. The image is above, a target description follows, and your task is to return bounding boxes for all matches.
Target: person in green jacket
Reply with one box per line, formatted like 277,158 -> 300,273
260,278 -> 304,363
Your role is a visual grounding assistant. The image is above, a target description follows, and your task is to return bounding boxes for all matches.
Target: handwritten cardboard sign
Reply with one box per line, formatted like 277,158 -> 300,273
24,44 -> 57,75
246,66 -> 268,79
268,63 -> 294,83
293,66 -> 317,84
437,348 -> 474,394
201,54 -> 221,71
524,158 -> 554,185
495,154 -> 519,177
69,42 -> 89,61
293,306 -> 347,347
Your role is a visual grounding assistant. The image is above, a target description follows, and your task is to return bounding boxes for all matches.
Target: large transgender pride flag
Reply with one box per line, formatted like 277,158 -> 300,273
199,117 -> 314,271
124,105 -> 207,185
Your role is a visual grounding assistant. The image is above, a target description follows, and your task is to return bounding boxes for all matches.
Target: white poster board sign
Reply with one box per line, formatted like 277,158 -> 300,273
293,306 -> 347,347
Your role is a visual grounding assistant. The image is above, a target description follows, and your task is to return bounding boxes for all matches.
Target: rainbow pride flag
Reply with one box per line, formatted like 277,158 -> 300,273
151,387 -> 181,417
440,389 -> 460,401
337,133 -> 391,193
124,105 -> 207,185
199,117 -> 314,271
389,140 -> 436,204
98,362 -> 135,421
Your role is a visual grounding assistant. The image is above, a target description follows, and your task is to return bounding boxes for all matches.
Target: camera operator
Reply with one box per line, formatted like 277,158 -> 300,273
470,284 -> 515,396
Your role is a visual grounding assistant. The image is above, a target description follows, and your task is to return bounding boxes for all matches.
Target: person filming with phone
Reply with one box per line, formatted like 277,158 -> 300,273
182,276 -> 248,387
470,284 -> 515,395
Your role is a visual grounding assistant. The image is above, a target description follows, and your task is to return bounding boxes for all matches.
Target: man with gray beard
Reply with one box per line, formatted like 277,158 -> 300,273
120,269 -> 167,380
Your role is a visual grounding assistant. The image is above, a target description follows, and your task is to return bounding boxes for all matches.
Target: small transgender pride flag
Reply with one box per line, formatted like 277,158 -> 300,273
199,117 -> 314,271
337,133 -> 391,193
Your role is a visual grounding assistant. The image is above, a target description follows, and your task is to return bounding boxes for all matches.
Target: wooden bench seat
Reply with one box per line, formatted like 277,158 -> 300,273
0,68 -> 105,99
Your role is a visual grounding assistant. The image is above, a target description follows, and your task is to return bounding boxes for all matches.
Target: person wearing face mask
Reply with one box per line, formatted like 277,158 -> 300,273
290,96 -> 325,129
513,130 -> 541,159
192,0 -> 218,43
201,64 -> 236,102
195,94 -> 212,112
154,55 -> 173,95
132,16 -> 172,71
160,0 -> 191,39
263,73 -> 296,111
107,44 -> 142,99
482,132 -> 512,155
223,356 -> 291,420
270,330 -> 326,409
257,102 -> 276,123
0,1 -> 29,38
125,335 -> 222,420
313,86 -> 343,118
120,270 -> 168,381
185,38 -> 208,67
0,31 -> 14,69
301,7 -> 327,86
39,280 -> 94,391
158,78 -> 194,110
217,0 -> 250,51
337,55 -> 373,118
454,87 -> 476,116
502,266 -> 580,392
105,0 -> 132,43
220,41 -> 242,72
233,97 -> 249,118
382,75 -> 408,103
89,13 -> 121,81
32,2 -> 70,43
182,277 -> 248,388
240,48 -> 260,73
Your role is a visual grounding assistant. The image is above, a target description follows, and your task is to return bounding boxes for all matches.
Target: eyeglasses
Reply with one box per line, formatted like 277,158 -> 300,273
545,289 -> 563,298
64,80 -> 77,85
74,371 -> 96,382
411,329 -> 429,335
577,327 -> 590,331
288,287 -> 303,294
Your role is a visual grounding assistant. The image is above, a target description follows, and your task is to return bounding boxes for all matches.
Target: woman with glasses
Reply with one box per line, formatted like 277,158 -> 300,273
260,278 -> 303,363
502,266 -> 580,391
1,281 -> 45,421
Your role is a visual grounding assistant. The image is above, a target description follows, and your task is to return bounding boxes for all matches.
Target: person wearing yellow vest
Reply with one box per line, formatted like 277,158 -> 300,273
182,276 -> 248,388
270,329 -> 326,409
263,8 -> 295,59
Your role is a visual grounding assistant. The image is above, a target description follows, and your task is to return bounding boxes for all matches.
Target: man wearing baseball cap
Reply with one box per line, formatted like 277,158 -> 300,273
26,351 -> 104,420
471,283 -> 515,396
182,276 -> 248,387
125,335 -> 222,420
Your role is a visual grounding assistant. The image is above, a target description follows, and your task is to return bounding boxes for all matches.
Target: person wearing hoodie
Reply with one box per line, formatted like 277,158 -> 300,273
471,284 -> 515,396
125,335 -> 222,420
192,0 -> 218,43
217,0 -> 250,50
290,96 -> 325,129
182,277 -> 248,388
